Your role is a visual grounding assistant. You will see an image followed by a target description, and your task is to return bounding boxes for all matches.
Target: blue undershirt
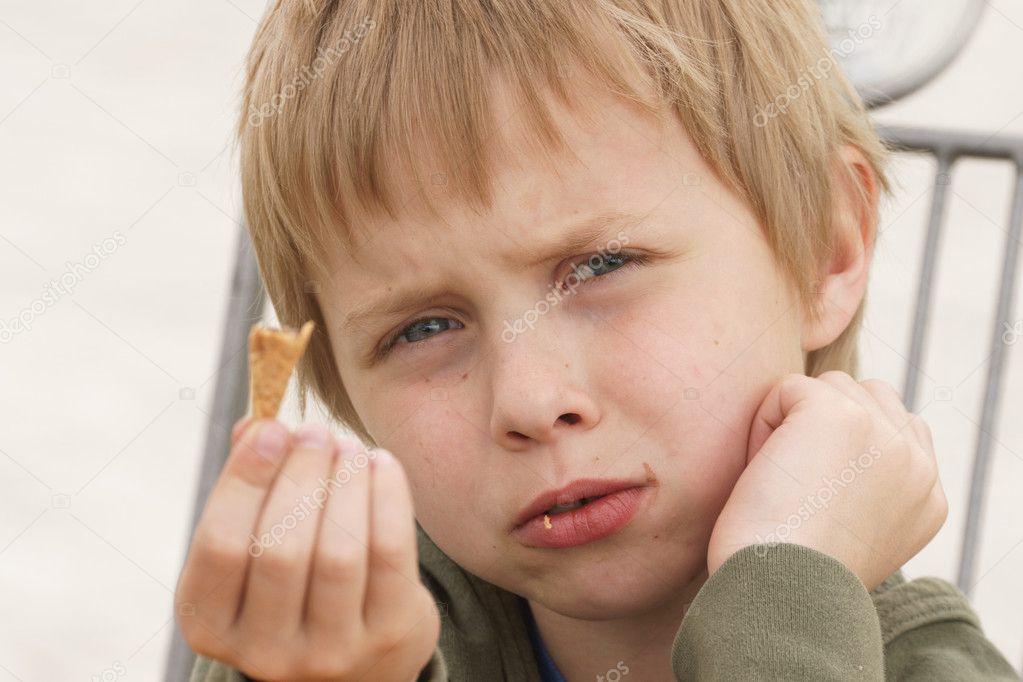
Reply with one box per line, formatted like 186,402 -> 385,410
520,598 -> 568,682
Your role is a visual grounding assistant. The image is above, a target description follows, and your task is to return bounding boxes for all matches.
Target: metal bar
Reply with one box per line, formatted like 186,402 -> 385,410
957,165 -> 1023,594
164,226 -> 266,682
902,153 -> 953,411
877,124 -> 1023,164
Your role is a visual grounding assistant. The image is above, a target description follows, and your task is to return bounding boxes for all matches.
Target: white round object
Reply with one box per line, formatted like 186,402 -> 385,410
818,0 -> 986,107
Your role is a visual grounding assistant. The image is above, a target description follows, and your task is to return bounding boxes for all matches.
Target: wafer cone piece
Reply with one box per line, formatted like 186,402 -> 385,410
248,320 -> 315,419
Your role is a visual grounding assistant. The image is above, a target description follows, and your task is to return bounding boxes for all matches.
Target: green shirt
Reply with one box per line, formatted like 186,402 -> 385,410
189,524 -> 1021,681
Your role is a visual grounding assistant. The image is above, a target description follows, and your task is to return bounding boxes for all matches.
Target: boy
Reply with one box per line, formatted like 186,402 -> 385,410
175,0 -> 1022,679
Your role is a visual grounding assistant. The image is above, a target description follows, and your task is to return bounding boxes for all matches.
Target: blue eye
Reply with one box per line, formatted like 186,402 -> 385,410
377,251 -> 649,359
384,317 -> 464,353
562,251 -> 641,288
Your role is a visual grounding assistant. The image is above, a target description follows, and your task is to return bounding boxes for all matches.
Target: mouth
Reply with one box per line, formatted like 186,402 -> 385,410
512,478 -> 646,530
511,480 -> 653,549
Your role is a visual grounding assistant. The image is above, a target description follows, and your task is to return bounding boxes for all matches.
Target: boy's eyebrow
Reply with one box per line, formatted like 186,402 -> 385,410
340,209 -> 649,336
513,209 -> 647,269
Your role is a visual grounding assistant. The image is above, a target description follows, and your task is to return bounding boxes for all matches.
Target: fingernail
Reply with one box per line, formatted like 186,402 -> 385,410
254,421 -> 288,460
295,423 -> 331,449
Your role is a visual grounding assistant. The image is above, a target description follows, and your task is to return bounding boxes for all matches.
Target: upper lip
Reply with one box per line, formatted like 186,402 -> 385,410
513,478 -> 645,529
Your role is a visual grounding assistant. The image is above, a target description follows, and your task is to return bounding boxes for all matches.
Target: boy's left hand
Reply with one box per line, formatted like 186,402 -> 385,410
706,371 -> 948,591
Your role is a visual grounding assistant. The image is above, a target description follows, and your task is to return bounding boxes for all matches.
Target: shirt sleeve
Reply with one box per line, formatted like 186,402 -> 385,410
188,655 -> 246,682
187,648 -> 449,682
670,542 -> 1021,681
873,571 -> 1020,680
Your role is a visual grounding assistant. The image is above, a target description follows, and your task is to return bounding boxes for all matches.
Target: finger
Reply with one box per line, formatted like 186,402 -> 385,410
746,373 -> 819,461
178,419 -> 291,633
363,448 -> 420,630
858,379 -> 922,446
232,416 -> 254,449
913,415 -> 935,456
815,371 -> 889,424
305,436 -> 373,635
238,423 -> 337,638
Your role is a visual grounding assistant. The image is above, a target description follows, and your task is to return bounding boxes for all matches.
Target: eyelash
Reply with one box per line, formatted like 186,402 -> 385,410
377,250 -> 650,358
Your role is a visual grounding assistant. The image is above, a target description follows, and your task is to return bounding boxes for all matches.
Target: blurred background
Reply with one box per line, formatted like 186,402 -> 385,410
1,1 -> 1021,679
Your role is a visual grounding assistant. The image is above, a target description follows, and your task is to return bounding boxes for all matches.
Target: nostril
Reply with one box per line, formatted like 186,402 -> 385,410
558,413 -> 581,426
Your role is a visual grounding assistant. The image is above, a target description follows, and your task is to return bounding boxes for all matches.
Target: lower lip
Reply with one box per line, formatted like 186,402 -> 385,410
512,486 -> 650,549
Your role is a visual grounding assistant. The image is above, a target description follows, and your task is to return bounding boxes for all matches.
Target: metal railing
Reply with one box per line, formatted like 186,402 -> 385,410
876,125 -> 1023,598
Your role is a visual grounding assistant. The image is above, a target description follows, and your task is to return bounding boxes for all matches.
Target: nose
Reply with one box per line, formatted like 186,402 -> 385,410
487,322 -> 601,450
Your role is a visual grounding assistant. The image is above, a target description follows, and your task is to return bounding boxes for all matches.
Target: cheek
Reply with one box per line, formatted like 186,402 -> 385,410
600,303 -> 749,468
594,296 -> 723,423
597,288 -> 793,495
366,392 -> 480,532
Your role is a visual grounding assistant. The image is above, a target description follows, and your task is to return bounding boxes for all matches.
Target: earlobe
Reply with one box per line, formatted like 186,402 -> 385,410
800,145 -> 880,353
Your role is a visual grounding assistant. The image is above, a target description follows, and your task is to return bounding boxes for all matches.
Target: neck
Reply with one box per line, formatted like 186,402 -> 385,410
528,566 -> 708,681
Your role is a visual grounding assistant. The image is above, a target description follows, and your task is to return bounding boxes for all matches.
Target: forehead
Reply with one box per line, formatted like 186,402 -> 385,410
315,75 -> 710,329
331,80 -> 691,255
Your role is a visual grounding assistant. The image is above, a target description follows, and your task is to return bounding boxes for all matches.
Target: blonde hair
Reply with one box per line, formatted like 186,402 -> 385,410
237,0 -> 891,445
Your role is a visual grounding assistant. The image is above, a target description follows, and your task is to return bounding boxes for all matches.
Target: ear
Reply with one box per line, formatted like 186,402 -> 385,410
801,144 -> 880,353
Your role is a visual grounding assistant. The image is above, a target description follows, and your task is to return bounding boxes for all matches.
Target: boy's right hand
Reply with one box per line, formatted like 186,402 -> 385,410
706,371 -> 947,592
175,418 -> 441,682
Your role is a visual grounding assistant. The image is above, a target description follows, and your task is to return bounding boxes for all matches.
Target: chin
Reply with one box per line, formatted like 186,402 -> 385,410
510,537 -> 704,620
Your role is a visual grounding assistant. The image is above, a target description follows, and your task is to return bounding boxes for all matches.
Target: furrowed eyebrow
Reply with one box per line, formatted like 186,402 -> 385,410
340,209 -> 650,336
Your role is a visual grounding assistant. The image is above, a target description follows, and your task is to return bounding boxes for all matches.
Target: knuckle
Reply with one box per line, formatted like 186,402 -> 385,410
908,449 -> 940,489
230,442 -> 287,485
255,545 -> 304,581
304,627 -> 361,670
776,373 -> 814,404
914,414 -> 935,442
315,547 -> 366,583
371,534 -> 410,564
818,369 -> 851,382
834,399 -> 870,427
860,377 -> 896,397
194,526 -> 248,570
293,435 -> 336,461
818,370 -> 859,392
782,372 -> 812,389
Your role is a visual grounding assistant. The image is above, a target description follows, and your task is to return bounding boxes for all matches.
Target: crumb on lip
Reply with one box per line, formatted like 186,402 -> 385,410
541,471 -> 654,530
